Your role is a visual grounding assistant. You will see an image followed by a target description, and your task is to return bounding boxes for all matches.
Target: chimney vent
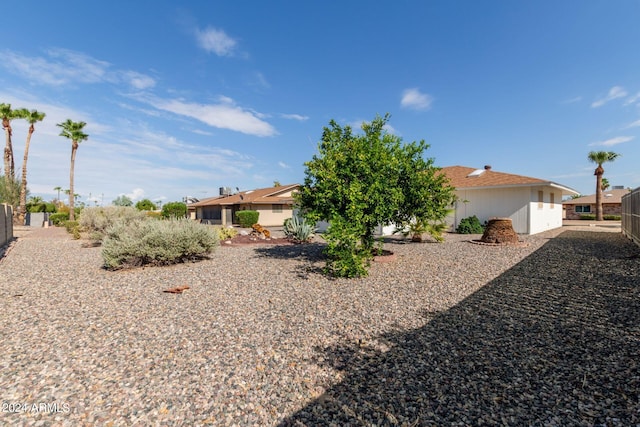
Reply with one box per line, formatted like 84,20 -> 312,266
484,165 -> 492,170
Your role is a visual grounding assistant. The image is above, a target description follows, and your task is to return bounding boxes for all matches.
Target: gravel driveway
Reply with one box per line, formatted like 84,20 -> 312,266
0,226 -> 638,426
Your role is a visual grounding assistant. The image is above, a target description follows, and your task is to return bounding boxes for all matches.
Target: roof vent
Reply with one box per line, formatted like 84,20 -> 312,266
612,185 -> 624,190
484,165 -> 492,170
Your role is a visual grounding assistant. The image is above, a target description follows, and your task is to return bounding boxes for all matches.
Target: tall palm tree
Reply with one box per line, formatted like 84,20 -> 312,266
17,109 -> 46,224
57,119 -> 88,221
53,186 -> 62,206
587,151 -> 621,221
1,103 -> 18,195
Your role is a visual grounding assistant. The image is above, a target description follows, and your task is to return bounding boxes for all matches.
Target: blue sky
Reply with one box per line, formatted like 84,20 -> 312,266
1,1 -> 639,206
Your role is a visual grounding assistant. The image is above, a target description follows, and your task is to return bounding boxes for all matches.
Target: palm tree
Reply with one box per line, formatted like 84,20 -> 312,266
16,109 -> 46,224
1,103 -> 18,199
601,177 -> 610,192
57,119 -> 88,221
587,151 -> 621,221
53,186 -> 62,206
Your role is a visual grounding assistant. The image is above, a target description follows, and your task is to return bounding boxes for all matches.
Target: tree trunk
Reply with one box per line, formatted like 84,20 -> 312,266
595,168 -> 603,221
69,142 -> 78,221
18,127 -> 35,224
3,120 -> 11,187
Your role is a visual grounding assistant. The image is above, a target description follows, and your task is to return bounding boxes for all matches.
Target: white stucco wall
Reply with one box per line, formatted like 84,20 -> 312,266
450,186 -> 563,235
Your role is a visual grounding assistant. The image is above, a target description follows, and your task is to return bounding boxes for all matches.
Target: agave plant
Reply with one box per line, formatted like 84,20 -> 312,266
283,215 -> 316,243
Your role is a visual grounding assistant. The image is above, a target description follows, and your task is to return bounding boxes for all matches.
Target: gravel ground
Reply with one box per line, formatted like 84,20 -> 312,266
0,225 -> 638,426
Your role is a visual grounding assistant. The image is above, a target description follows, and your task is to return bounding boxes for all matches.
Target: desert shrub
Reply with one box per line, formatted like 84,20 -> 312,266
161,202 -> 187,219
101,218 -> 219,269
283,215 -> 316,243
50,212 -> 69,226
79,206 -> 147,241
214,226 -> 238,240
579,214 -> 596,220
603,214 -> 621,220
235,210 -> 259,227
456,215 -> 484,234
323,217 -> 371,278
62,220 -> 81,239
145,211 -> 162,219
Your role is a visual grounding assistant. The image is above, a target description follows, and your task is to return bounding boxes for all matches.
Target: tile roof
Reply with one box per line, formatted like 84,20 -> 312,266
562,188 -> 629,205
440,165 -> 579,195
189,184 -> 298,207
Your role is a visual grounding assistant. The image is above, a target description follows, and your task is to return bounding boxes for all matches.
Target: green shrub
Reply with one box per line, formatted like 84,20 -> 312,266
79,206 -> 147,241
161,202 -> 187,219
579,214 -> 596,220
50,212 -> 69,226
135,198 -> 157,211
603,214 -> 621,220
323,218 -> 371,278
235,210 -> 259,227
101,218 -> 219,269
283,215 -> 316,243
214,226 -> 238,240
456,215 -> 484,234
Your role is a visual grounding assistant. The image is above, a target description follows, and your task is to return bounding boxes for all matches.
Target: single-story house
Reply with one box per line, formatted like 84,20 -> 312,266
562,188 -> 629,220
440,165 -> 579,235
189,184 -> 298,227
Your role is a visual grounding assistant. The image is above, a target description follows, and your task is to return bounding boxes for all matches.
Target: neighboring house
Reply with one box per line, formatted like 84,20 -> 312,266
189,184 -> 299,226
562,188 -> 628,220
440,165 -> 579,235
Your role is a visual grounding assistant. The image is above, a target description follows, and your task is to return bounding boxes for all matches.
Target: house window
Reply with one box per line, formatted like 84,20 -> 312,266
272,204 -> 283,213
550,192 -> 555,209
537,191 -> 544,209
575,205 -> 591,213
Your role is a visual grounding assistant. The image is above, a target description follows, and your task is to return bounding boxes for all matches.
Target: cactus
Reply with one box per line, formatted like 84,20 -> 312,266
283,215 -> 316,243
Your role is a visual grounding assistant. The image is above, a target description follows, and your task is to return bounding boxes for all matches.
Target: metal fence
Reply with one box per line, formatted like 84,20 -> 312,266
621,187 -> 640,247
1,203 -> 13,248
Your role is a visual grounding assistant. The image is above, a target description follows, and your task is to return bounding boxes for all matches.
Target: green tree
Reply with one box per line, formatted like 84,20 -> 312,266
0,175 -> 21,207
587,151 -> 621,221
57,119 -> 89,221
161,201 -> 187,219
16,109 -> 46,224
53,186 -> 62,206
135,198 -> 157,211
297,114 -> 455,277
112,195 -> 133,207
601,177 -> 610,191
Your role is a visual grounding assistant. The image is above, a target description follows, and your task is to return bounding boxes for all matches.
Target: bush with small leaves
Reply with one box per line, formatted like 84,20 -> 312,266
235,210 -> 259,227
101,218 -> 219,269
456,215 -> 484,234
214,226 -> 238,240
79,206 -> 147,241
50,212 -> 69,226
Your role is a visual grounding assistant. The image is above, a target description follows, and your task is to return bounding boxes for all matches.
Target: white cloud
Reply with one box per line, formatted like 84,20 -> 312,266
125,188 -> 145,201
624,91 -> 640,106
562,96 -> 582,104
591,86 -> 627,108
589,136 -> 634,146
146,96 -> 276,137
195,26 -> 237,56
0,48 -> 155,90
624,119 -> 640,129
280,113 -> 309,121
278,161 -> 290,169
401,88 -> 433,111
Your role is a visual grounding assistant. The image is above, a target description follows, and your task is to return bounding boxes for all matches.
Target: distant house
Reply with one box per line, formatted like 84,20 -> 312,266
562,188 -> 628,220
440,165 -> 579,235
188,184 -> 298,227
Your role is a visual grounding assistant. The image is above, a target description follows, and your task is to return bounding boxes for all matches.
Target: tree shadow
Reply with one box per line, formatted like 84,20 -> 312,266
253,242 -> 328,279
279,230 -> 640,426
